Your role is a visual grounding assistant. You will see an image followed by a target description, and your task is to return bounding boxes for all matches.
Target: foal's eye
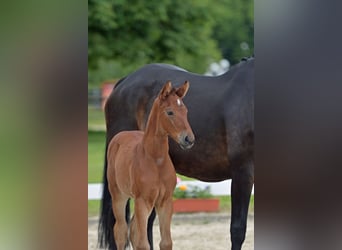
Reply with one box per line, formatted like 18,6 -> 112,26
166,111 -> 174,116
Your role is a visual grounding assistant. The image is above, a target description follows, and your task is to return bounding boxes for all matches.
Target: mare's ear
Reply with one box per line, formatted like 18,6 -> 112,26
175,81 -> 190,98
159,81 -> 173,100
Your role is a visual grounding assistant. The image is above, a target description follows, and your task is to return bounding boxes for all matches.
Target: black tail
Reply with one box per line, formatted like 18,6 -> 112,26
98,142 -> 114,249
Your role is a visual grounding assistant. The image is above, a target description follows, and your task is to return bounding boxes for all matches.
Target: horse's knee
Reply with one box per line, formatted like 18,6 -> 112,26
132,239 -> 150,250
113,221 -> 128,249
135,244 -> 150,250
114,220 -> 128,235
159,229 -> 172,250
129,224 -> 150,250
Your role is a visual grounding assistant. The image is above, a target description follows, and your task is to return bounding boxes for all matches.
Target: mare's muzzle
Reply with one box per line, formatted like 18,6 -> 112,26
179,133 -> 195,150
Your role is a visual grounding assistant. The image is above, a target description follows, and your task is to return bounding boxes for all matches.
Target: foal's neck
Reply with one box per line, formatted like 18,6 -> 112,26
142,100 -> 169,158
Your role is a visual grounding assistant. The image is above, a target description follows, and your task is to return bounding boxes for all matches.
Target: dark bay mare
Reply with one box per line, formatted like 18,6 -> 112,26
99,57 -> 254,250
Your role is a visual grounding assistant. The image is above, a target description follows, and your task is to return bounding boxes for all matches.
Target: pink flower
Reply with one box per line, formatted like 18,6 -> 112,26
176,176 -> 181,183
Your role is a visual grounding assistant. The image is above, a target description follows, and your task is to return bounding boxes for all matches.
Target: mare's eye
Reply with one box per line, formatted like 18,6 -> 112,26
166,111 -> 174,116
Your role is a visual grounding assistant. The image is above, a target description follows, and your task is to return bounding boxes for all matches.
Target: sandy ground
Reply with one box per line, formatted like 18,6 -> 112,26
88,213 -> 254,250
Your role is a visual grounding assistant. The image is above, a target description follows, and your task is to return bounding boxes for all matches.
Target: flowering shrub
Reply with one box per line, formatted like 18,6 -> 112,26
173,184 -> 213,199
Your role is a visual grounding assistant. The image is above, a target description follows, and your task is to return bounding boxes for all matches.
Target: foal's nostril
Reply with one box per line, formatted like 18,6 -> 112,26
179,134 -> 194,150
184,135 -> 194,145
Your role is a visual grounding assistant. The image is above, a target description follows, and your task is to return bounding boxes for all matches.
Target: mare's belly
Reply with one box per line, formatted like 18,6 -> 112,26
170,146 -> 231,182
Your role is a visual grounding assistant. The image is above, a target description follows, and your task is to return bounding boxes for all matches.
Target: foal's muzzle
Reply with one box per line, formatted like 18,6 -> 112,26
179,133 -> 195,150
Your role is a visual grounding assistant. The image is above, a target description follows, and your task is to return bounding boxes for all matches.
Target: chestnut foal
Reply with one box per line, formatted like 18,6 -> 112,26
107,81 -> 195,250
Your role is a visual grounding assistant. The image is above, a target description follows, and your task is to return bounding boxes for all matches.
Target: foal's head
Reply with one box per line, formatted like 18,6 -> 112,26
157,81 -> 195,150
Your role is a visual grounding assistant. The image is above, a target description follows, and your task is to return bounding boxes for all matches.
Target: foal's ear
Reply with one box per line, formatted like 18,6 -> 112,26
159,81 -> 173,100
176,81 -> 190,98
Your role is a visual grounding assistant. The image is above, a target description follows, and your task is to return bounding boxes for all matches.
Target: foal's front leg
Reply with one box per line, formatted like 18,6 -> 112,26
156,197 -> 174,250
130,198 -> 154,250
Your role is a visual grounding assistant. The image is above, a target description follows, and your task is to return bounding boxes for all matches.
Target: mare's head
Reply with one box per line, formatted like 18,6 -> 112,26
157,81 -> 195,150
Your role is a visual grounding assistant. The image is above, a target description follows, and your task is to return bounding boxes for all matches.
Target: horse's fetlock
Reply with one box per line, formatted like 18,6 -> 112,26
135,243 -> 150,250
160,240 -> 172,250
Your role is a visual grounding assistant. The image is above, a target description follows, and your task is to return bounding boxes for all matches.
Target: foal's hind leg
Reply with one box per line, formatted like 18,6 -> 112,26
111,194 -> 129,250
130,198 -> 154,250
155,197 -> 173,250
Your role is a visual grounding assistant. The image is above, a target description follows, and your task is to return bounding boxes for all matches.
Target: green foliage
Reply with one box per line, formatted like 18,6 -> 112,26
88,0 -> 254,86
174,185 -> 214,199
211,0 -> 254,63
88,59 -> 124,87
88,0 -> 222,85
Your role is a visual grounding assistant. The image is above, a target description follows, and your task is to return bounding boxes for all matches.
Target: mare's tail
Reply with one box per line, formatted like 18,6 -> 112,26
97,142 -> 114,249
98,77 -> 130,249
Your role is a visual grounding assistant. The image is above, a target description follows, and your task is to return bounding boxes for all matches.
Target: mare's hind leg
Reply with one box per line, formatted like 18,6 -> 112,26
130,198 -> 154,250
155,197 -> 173,250
111,194 -> 129,250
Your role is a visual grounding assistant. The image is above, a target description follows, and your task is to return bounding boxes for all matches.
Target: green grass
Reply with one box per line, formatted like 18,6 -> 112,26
89,200 -> 101,217
88,105 -> 106,184
88,106 -> 106,129
176,174 -> 195,181
218,195 -> 231,212
249,194 -> 254,212
88,130 -> 106,183
218,195 -> 254,213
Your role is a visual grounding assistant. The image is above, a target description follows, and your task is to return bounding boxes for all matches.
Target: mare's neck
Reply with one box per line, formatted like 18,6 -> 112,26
142,100 -> 169,158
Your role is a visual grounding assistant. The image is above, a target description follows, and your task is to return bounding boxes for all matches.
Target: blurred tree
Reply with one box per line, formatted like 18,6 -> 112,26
88,0 -> 221,84
211,0 -> 254,64
88,0 -> 254,86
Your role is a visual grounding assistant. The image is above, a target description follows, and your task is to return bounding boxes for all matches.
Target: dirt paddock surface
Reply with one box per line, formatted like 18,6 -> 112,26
88,213 -> 254,250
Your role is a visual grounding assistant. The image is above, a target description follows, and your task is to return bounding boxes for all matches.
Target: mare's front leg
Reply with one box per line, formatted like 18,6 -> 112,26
155,197 -> 174,250
130,198 -> 154,250
230,161 -> 254,250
